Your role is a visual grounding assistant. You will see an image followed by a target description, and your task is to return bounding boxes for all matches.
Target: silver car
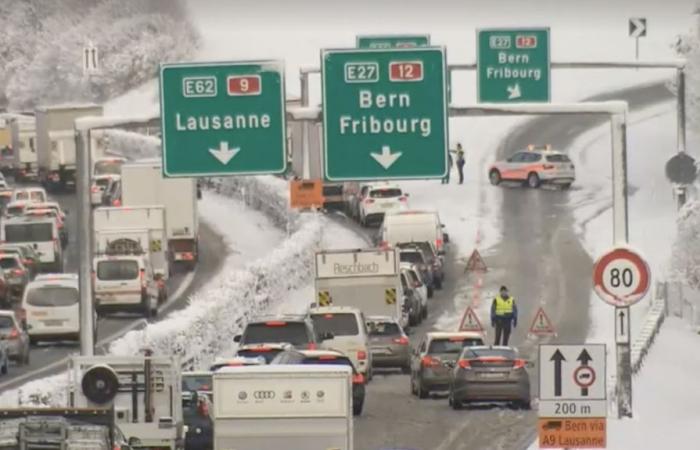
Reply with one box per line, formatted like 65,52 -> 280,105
366,316 -> 411,373
0,310 -> 30,365
449,346 -> 531,410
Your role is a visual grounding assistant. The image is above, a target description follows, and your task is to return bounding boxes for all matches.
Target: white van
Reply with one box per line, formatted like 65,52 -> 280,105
2,216 -> 62,272
308,305 -> 373,379
21,273 -> 88,344
380,210 -> 448,255
93,254 -> 161,318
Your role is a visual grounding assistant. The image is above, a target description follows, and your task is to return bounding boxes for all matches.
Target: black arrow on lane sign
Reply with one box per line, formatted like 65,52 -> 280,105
619,310 -> 626,337
577,349 -> 593,397
550,349 -> 565,397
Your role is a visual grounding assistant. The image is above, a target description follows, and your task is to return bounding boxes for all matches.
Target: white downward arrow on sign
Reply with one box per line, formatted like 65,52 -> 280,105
209,141 -> 240,165
370,145 -> 402,170
507,83 -> 522,99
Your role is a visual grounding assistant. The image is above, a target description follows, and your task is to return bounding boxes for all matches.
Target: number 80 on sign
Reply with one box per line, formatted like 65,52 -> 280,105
592,247 -> 650,307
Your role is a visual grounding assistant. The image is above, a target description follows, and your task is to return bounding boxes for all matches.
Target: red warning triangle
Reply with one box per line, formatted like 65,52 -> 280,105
458,306 -> 484,332
465,249 -> 488,272
528,307 -> 556,336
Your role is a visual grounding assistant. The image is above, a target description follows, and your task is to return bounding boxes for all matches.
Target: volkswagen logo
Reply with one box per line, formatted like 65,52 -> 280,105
238,391 -> 247,400
253,390 -> 276,400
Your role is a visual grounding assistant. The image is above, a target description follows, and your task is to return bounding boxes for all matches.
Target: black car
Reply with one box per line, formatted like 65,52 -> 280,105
397,241 -> 444,289
271,349 -> 366,415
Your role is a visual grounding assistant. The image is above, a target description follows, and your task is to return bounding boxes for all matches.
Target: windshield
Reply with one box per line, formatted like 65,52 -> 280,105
182,374 -> 212,392
462,347 -> 518,360
237,348 -> 284,364
0,316 -> 14,329
26,286 -> 78,307
4,223 -> 53,242
96,260 -> 139,280
370,188 -> 402,198
310,313 -> 359,336
302,356 -> 355,372
400,252 -> 424,265
428,338 -> 484,354
94,160 -> 123,175
367,321 -> 401,336
95,178 -> 111,188
0,258 -> 19,269
243,322 -> 311,346
546,154 -> 571,163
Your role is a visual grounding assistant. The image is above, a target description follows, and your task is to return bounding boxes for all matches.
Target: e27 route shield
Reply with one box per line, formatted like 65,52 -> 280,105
322,47 -> 448,181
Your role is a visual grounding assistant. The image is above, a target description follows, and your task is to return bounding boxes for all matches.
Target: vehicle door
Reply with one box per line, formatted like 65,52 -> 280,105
503,152 -> 528,180
94,258 -> 143,304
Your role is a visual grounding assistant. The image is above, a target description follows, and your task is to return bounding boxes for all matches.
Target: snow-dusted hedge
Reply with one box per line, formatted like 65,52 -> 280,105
1,0 -> 199,109
671,200 -> 700,288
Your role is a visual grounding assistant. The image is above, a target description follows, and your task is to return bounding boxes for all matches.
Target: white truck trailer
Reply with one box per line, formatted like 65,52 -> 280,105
35,103 -> 103,191
67,354 -> 184,450
93,205 -> 169,279
212,365 -> 353,450
8,115 -> 38,182
315,248 -> 408,328
120,161 -> 199,270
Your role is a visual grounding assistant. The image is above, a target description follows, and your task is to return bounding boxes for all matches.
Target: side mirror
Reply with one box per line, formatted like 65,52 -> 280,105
443,233 -> 450,244
233,335 -> 241,343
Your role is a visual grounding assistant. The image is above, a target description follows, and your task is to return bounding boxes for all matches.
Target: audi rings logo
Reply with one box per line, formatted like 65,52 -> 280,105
254,390 -> 276,400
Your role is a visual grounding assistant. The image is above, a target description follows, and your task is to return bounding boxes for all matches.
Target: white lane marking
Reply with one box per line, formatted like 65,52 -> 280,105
0,269 -> 197,391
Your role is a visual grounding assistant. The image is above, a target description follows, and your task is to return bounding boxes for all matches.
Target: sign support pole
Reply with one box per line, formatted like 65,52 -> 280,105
610,112 -> 632,418
300,71 -> 311,179
75,128 -> 95,356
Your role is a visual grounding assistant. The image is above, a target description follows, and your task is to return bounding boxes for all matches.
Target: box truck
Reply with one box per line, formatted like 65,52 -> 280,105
67,354 -> 184,450
315,248 -> 408,328
35,103 -> 103,191
8,115 -> 38,182
93,205 -> 169,279
212,365 -> 353,450
121,161 -> 198,270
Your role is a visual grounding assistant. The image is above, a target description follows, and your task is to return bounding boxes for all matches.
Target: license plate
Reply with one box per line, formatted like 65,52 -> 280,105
479,372 -> 506,379
381,203 -> 394,208
43,319 -> 64,327
371,349 -> 391,355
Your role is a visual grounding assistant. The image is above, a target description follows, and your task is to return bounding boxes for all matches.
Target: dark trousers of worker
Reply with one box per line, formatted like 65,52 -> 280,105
493,318 -> 512,346
457,163 -> 465,184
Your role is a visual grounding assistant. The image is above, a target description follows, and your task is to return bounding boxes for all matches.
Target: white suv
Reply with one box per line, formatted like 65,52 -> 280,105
358,183 -> 408,227
93,255 -> 163,318
307,305 -> 373,380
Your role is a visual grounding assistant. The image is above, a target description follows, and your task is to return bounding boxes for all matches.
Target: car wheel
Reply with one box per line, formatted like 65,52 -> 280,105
561,183 -> 572,190
527,172 -> 541,188
422,305 -> 428,320
409,313 -> 418,327
402,363 -> 411,375
427,286 -> 434,299
489,169 -> 502,186
520,400 -> 532,410
418,383 -> 429,399
434,277 -> 443,290
410,374 -> 417,395
29,337 -> 37,346
450,393 -> 462,410
1,359 -> 7,375
353,400 -> 364,416
23,349 -> 29,365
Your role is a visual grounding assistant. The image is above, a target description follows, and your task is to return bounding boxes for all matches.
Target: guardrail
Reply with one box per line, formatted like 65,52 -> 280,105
630,281 -> 668,374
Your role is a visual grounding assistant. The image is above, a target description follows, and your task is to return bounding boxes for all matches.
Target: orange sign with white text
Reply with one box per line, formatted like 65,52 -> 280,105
538,418 -> 606,448
290,179 -> 324,209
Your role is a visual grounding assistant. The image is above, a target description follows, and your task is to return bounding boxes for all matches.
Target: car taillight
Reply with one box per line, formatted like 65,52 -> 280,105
307,342 -> 317,350
91,186 -> 99,193
513,359 -> 527,369
352,373 -> 365,384
393,336 -> 409,345
379,241 -> 388,249
364,199 -> 374,204
265,321 -> 286,327
357,350 -> 367,360
112,199 -> 121,207
139,268 -> 146,288
421,356 -> 440,368
12,269 -> 23,276
543,164 -> 555,170
458,359 -> 471,369
22,259 -> 32,265
8,328 -> 19,340
318,355 -> 337,360
435,239 -> 443,249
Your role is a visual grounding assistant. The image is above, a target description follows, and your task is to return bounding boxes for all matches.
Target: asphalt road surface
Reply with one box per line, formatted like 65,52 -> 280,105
353,81 -> 674,450
0,189 -> 227,391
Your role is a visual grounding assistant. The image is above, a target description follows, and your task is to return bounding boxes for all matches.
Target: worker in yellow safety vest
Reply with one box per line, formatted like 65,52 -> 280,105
490,285 -> 518,346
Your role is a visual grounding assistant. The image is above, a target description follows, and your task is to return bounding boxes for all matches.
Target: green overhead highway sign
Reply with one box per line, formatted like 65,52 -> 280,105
322,47 -> 448,181
159,61 -> 286,177
477,28 -> 550,103
357,35 -> 430,49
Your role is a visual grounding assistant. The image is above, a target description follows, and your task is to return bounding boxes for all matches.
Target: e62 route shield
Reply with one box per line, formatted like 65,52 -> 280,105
159,60 -> 287,178
321,47 -> 448,181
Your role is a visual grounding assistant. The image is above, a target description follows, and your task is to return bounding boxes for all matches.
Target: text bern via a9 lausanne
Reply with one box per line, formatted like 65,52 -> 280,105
159,61 -> 287,177
322,48 -> 448,181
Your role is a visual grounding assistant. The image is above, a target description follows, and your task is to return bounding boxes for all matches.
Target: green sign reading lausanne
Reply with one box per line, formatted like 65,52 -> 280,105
357,35 -> 430,49
477,28 -> 550,103
322,48 -> 448,181
159,61 -> 286,177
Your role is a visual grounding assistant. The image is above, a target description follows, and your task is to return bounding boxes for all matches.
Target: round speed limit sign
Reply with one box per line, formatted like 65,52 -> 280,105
592,247 -> 650,307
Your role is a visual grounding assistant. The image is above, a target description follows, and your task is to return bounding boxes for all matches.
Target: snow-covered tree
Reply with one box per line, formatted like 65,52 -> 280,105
672,199 -> 700,288
674,2 -> 700,133
0,0 -> 199,110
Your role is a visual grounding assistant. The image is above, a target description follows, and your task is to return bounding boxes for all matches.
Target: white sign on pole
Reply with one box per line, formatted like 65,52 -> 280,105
615,307 -> 631,344
538,344 -> 607,418
83,42 -> 99,75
